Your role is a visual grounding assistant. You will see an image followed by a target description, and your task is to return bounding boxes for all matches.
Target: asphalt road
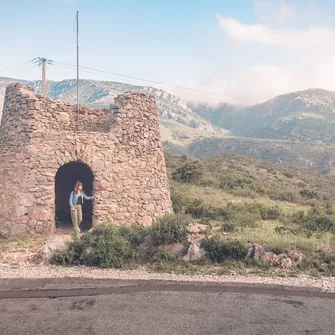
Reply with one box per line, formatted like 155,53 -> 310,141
0,279 -> 334,335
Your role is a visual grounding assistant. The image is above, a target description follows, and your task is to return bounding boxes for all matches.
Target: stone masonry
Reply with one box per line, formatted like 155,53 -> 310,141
0,83 -> 172,235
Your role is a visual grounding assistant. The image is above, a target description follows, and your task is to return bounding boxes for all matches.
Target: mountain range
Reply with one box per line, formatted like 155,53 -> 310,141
2,76 -> 335,173
193,89 -> 335,144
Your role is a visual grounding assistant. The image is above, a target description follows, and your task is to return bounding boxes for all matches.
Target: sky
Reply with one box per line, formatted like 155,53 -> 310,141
1,0 -> 335,105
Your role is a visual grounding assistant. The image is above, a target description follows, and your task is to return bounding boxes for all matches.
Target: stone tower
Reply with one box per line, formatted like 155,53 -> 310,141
0,83 -> 172,235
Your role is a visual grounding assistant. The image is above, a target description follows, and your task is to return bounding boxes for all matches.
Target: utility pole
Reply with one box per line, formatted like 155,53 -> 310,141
32,57 -> 53,97
42,59 -> 46,97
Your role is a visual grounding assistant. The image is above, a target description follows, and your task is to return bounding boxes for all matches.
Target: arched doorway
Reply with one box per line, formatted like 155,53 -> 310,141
55,161 -> 94,231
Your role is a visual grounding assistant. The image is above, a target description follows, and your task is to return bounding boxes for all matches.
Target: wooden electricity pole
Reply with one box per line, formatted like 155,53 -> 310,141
32,57 -> 53,97
42,58 -> 47,97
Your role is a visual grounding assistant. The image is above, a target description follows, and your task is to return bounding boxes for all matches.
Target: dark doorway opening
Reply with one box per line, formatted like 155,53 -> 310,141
55,161 -> 94,231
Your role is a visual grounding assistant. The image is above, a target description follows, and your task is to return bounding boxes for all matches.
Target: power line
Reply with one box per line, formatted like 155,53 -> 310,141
1,63 -> 36,78
0,60 -> 33,76
51,61 -> 224,100
0,58 -> 225,102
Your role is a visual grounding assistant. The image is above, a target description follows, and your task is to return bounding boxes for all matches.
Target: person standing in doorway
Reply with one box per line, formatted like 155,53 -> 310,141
69,181 -> 95,232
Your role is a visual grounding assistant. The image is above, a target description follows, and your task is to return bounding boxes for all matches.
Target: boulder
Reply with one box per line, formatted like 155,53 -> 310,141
182,239 -> 206,262
34,235 -> 69,264
161,242 -> 187,257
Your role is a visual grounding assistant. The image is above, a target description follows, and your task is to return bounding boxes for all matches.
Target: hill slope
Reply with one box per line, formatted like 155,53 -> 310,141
194,89 -> 335,144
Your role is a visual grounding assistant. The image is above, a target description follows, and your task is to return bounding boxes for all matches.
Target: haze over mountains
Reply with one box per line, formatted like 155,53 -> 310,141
2,76 -> 335,173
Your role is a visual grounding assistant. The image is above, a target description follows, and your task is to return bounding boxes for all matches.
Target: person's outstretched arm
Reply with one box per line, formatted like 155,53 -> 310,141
83,191 -> 94,200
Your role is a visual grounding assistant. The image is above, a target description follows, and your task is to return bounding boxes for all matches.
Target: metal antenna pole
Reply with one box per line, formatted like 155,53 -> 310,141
76,10 -> 79,131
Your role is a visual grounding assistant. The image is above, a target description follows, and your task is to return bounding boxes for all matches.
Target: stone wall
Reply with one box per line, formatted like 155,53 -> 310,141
0,83 -> 172,235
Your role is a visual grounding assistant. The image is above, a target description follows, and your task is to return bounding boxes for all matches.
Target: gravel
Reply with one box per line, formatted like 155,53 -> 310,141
1,263 -> 335,292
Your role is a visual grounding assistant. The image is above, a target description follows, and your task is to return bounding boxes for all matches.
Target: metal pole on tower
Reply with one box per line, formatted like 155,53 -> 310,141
76,10 -> 79,130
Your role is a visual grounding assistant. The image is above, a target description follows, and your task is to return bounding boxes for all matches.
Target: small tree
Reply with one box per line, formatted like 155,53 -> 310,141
172,160 -> 204,183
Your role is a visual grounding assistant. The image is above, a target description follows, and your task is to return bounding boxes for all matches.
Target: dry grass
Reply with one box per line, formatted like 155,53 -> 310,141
230,221 -> 333,254
0,235 -> 47,264
172,181 -> 308,216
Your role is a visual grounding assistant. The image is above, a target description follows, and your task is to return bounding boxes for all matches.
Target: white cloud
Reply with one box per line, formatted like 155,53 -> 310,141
217,15 -> 335,53
187,12 -> 335,106
254,0 -> 295,25
188,65 -> 309,106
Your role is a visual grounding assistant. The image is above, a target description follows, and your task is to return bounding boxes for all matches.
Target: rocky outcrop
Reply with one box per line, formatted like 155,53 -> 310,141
246,243 -> 304,268
34,235 -> 70,264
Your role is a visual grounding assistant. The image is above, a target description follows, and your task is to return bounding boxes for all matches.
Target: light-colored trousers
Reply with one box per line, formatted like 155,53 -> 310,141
71,204 -> 83,231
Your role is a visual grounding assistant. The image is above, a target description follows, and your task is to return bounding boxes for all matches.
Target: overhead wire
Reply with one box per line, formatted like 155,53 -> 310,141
0,60 -> 33,76
51,61 -> 224,100
4,64 -> 37,78
0,58 -> 224,102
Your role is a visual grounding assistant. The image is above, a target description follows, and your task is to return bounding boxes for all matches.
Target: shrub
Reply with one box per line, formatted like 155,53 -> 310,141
304,215 -> 335,233
185,200 -> 230,221
52,224 -> 148,268
172,160 -> 204,183
299,189 -> 320,200
201,236 -> 249,263
198,174 -> 219,187
185,199 -> 209,218
298,251 -> 335,274
268,191 -> 298,203
260,205 -> 282,220
152,214 -> 190,245
221,221 -> 237,232
289,208 -> 335,233
283,171 -> 294,178
226,212 -> 260,229
170,187 -> 191,213
220,172 -> 263,193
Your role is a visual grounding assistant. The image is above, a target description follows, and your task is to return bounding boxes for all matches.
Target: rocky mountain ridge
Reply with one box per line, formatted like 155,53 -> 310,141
0,77 -> 216,135
194,88 -> 335,144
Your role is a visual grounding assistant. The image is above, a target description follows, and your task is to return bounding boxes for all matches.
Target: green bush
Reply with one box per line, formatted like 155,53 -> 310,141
298,252 -> 335,274
304,215 -> 335,233
283,171 -> 294,178
185,200 -> 231,221
170,186 -> 191,213
289,208 -> 335,233
228,212 -> 260,228
220,172 -> 263,193
172,160 -> 204,183
185,199 -> 209,218
51,224 -> 148,268
260,205 -> 282,220
299,189 -> 320,200
201,236 -> 249,263
221,221 -> 237,232
268,190 -> 298,203
152,214 -> 190,245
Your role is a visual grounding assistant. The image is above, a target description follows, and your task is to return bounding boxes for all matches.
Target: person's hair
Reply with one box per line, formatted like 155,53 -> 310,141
74,181 -> 83,192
